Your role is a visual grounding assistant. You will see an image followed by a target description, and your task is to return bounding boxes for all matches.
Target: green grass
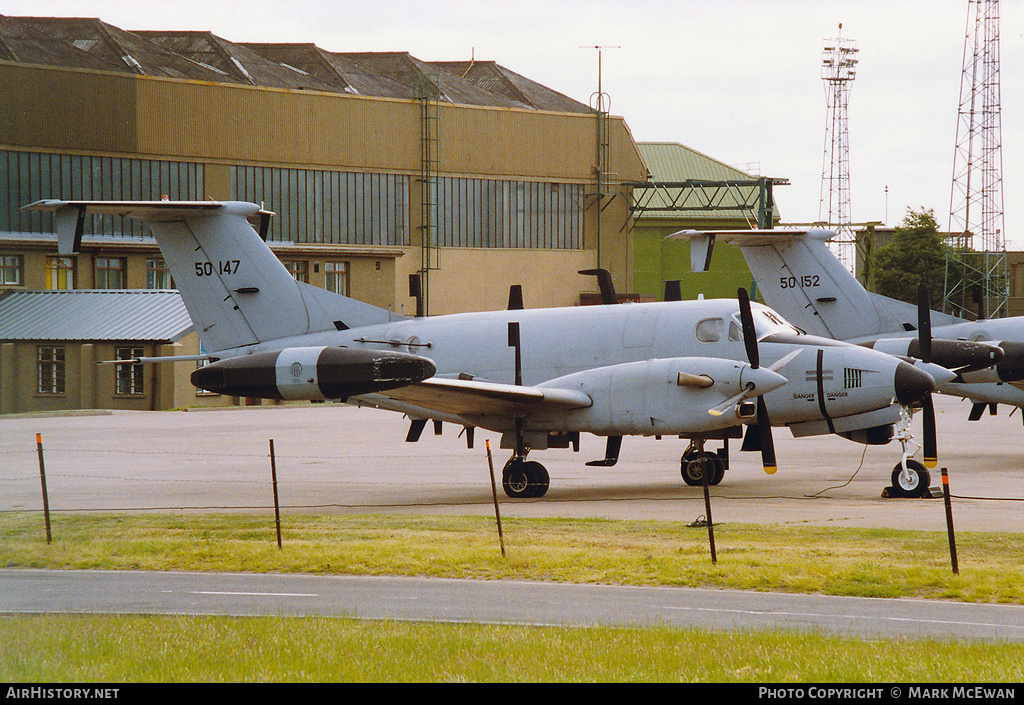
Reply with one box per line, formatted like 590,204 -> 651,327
3,512 -> 1023,602
3,614 -> 1023,682
3,512 -> 1024,682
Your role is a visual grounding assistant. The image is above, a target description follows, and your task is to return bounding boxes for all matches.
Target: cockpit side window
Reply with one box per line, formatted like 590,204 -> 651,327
729,320 -> 742,341
694,317 -> 725,343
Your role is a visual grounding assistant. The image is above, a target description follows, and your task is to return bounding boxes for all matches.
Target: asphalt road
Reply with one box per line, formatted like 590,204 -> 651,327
3,568 -> 1024,642
2,395 -> 1023,640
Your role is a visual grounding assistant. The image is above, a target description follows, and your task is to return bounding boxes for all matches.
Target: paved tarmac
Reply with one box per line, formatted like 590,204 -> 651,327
1,394 -> 1022,531
3,568 -> 1024,642
2,395 -> 1023,640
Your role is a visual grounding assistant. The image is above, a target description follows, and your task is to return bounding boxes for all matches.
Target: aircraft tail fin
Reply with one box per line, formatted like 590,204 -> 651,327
670,228 -> 913,340
24,200 -> 404,352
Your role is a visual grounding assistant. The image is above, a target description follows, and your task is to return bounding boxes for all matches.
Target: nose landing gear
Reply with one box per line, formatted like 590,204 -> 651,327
502,457 -> 550,498
680,441 -> 727,486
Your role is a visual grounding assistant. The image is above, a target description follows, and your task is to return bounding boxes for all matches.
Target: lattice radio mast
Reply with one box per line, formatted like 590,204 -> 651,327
945,0 -> 1007,319
819,24 -> 859,271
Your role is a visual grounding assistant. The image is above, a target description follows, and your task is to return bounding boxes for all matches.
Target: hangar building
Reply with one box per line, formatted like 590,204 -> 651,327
0,14 -> 776,414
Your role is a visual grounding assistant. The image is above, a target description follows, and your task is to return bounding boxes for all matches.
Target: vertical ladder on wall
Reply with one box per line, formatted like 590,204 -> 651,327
418,78 -> 440,317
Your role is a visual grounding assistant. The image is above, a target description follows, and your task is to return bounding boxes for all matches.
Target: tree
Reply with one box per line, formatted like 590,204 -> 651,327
869,208 -> 947,304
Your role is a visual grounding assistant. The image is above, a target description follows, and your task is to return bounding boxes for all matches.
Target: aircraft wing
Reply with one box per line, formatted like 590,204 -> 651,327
371,376 -> 592,419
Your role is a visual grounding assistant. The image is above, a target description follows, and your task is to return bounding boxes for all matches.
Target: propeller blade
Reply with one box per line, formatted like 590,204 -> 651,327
922,394 -> 937,469
756,397 -> 777,474
917,283 -> 932,364
737,287 -> 759,369
767,349 -> 801,372
707,387 -> 750,416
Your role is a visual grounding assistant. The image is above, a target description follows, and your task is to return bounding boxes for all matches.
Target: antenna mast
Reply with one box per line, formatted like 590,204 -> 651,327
819,24 -> 859,271
945,0 -> 1006,319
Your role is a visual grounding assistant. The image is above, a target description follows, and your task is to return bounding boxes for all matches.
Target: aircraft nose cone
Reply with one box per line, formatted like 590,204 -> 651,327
893,360 -> 935,405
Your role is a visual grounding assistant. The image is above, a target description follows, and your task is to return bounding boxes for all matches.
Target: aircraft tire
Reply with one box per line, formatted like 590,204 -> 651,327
681,454 -> 724,486
524,461 -> 550,498
891,460 -> 930,498
502,459 -> 550,499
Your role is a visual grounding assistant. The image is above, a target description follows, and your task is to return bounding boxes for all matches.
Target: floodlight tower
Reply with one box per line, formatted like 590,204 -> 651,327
945,0 -> 1007,319
819,24 -> 859,271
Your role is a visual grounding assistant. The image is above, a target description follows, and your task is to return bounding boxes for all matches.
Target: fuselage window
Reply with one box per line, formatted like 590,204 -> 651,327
695,317 -> 725,343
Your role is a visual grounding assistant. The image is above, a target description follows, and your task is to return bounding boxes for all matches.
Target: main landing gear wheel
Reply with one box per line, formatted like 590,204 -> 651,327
680,451 -> 725,486
502,458 -> 550,498
891,459 -> 931,498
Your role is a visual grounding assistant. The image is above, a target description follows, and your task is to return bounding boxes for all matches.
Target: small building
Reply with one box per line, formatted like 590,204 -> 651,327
630,142 -> 784,302
0,289 -> 234,414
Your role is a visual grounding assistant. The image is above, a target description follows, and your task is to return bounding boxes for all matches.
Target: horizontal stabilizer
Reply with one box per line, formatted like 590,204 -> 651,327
23,199 -> 403,352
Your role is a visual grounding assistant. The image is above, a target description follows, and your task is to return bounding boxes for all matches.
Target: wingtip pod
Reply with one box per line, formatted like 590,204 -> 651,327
191,346 -> 435,401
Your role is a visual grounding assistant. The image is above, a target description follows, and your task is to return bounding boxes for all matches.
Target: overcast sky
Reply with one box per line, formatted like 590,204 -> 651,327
5,0 -> 1023,246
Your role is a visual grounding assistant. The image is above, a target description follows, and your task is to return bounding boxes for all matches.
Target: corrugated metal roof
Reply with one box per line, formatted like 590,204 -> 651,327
634,142 -> 771,223
137,31 -> 339,92
1,15 -> 596,111
0,13 -> 123,70
12,17 -> 244,82
432,60 -> 591,114
638,142 -> 756,182
342,52 -> 527,107
244,43 -> 417,98
0,290 -> 193,342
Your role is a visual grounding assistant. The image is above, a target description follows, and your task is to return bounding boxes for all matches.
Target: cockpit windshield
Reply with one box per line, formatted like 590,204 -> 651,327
735,306 -> 802,340
694,305 -> 801,344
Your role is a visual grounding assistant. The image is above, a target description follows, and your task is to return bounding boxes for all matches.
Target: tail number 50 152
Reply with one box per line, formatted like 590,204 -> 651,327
780,275 -> 819,289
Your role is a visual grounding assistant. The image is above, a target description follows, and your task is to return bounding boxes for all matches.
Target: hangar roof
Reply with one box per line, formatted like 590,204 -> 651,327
0,14 -> 122,70
431,60 -> 592,114
0,289 -> 193,342
135,31 -> 339,92
9,16 -> 236,82
638,142 -> 756,183
634,142 -> 779,224
243,43 -> 417,98
0,15 -> 592,111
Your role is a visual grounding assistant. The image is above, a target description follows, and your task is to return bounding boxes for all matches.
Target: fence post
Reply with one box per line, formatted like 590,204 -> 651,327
941,468 -> 958,575
485,440 -> 506,557
269,439 -> 282,549
35,433 -> 52,544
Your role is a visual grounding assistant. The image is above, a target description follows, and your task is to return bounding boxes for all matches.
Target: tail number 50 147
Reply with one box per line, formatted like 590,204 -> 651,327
195,260 -> 240,277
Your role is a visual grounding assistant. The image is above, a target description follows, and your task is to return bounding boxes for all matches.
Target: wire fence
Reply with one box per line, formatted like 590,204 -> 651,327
3,432 -> 1021,516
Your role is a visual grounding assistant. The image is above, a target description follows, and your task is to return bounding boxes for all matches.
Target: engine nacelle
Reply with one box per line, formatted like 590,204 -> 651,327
866,337 -> 1003,372
957,340 -> 1024,383
534,356 -> 785,436
191,346 -> 436,400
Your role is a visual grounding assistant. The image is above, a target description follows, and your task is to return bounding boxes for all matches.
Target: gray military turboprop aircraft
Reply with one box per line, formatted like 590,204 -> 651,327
26,199 -> 942,498
672,226 -> 1024,496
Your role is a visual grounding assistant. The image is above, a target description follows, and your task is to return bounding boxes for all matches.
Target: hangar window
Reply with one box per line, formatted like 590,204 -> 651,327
115,347 -> 145,396
37,346 -> 65,395
283,260 -> 309,283
45,257 -> 75,290
1,150 -> 202,239
232,166 -> 408,247
324,261 -> 349,295
438,178 -> 584,249
146,259 -> 172,289
95,257 -> 126,289
1,255 -> 23,286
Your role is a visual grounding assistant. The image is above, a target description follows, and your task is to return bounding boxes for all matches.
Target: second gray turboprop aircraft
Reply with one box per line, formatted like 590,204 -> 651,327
672,226 -> 1024,496
26,199 -> 941,498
